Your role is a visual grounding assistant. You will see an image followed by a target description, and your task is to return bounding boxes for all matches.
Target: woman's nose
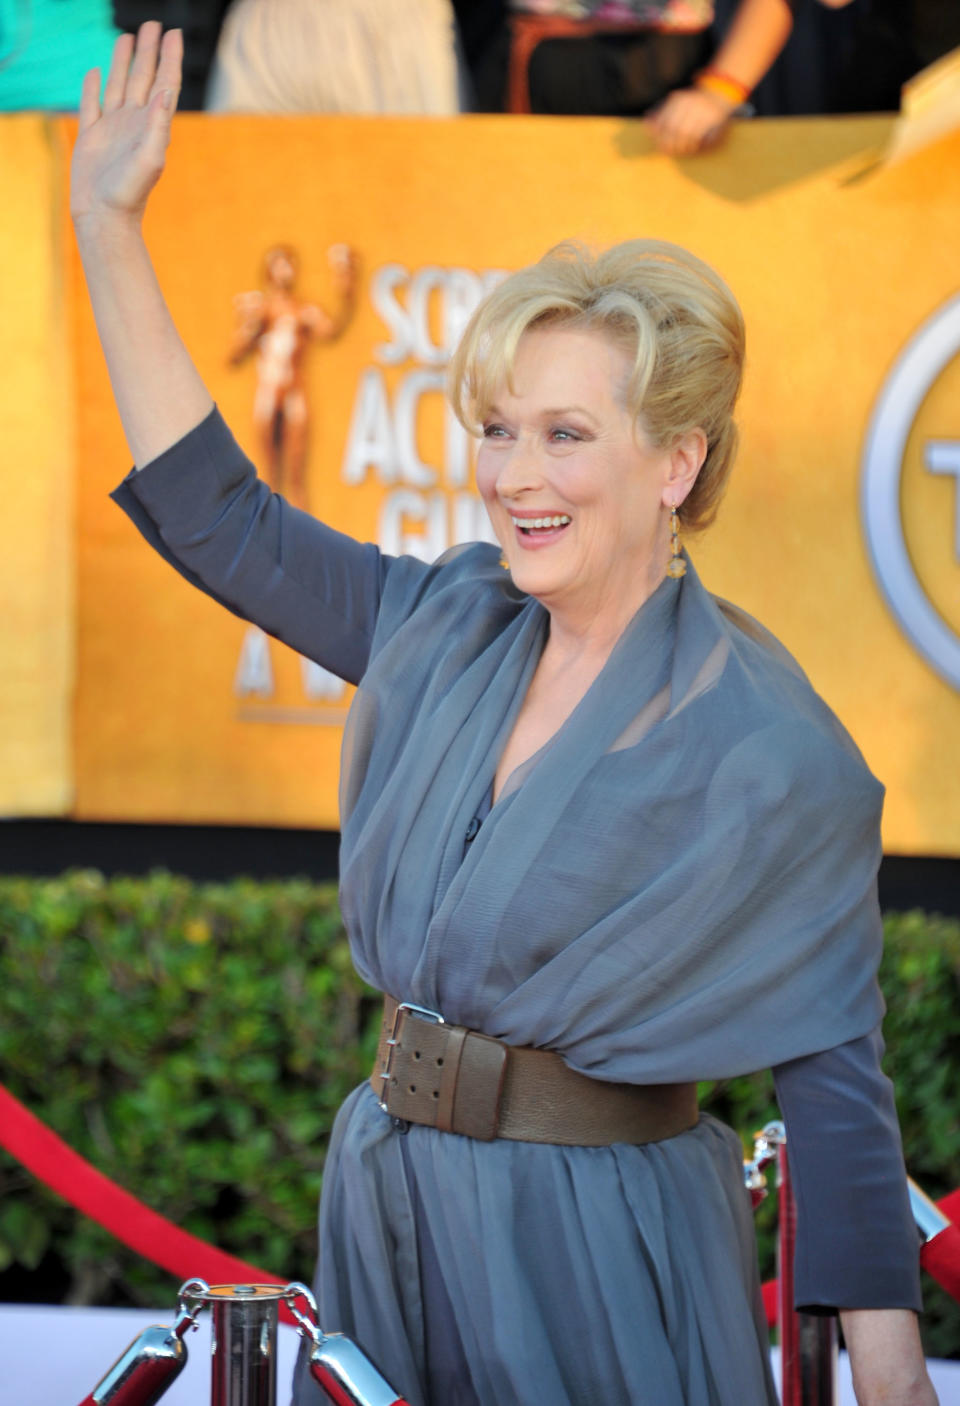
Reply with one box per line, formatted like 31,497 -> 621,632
495,436 -> 545,497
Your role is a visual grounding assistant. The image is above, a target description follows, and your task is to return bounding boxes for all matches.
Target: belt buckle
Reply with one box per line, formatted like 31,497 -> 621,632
377,1001 -> 444,1113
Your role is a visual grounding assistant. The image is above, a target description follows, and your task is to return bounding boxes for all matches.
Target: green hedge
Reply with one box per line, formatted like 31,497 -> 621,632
0,873 -> 958,1356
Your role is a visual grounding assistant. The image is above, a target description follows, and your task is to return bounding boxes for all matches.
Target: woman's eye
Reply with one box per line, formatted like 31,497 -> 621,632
550,427 -> 579,442
482,423 -> 509,438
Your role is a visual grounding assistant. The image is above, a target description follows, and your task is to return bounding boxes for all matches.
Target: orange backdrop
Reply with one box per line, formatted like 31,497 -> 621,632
4,112 -> 960,852
0,118 -> 73,816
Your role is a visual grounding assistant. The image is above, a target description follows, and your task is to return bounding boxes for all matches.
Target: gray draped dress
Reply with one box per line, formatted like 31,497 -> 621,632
113,408 -> 922,1406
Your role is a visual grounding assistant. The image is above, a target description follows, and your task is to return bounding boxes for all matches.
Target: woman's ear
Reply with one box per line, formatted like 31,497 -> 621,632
663,429 -> 707,507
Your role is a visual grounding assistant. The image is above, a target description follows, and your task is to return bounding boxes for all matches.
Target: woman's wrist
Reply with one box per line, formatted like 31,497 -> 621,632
840,1309 -> 938,1406
72,207 -> 149,270
72,204 -> 144,239
693,69 -> 750,110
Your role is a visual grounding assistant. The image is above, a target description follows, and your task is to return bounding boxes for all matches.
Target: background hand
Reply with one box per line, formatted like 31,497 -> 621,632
645,87 -> 734,157
71,22 -> 182,226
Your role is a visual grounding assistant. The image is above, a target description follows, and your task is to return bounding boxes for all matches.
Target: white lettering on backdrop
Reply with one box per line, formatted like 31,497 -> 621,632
236,262 -> 506,714
343,263 -> 506,561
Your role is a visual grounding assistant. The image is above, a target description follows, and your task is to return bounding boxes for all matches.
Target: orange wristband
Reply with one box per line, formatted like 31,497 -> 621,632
694,69 -> 750,108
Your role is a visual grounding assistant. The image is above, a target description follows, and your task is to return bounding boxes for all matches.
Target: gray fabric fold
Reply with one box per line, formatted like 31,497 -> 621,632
296,1091 -> 776,1406
339,542 -> 885,1081
295,540 -> 887,1405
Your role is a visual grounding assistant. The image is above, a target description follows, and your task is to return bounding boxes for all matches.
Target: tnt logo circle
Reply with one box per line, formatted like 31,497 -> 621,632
862,294 -> 960,690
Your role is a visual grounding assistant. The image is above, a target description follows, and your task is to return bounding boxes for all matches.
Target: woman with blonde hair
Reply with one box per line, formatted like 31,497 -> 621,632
72,24 -> 937,1406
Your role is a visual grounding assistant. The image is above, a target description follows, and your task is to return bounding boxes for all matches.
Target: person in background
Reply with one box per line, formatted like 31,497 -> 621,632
469,0 -> 796,152
467,0 -> 960,151
789,0 -> 960,117
108,0 -> 960,137
645,0 -> 795,154
0,0 -> 118,109
205,0 -> 461,114
112,0 -> 462,114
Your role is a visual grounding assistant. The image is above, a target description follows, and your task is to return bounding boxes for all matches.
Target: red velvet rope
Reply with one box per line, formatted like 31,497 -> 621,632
921,1190 -> 960,1304
0,1086 -> 297,1327
3,1083 -> 960,1329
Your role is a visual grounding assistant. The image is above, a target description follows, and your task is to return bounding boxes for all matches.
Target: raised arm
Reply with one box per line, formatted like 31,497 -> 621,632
71,23 -> 213,466
646,0 -> 794,157
74,24 -> 423,683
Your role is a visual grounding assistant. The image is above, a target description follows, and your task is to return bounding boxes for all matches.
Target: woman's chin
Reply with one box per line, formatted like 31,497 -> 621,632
508,561 -> 571,606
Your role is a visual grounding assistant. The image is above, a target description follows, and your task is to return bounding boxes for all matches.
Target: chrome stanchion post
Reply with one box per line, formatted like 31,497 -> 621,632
191,1284 -> 287,1406
78,1278 -> 209,1406
744,1121 -> 782,1209
776,1131 -> 837,1406
284,1282 -> 410,1406
909,1177 -> 952,1243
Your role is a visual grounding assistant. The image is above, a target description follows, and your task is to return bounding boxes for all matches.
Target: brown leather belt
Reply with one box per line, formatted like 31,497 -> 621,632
370,996 -> 698,1145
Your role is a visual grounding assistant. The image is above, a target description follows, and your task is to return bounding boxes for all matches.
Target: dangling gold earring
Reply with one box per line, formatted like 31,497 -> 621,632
499,552 -> 509,570
666,503 -> 686,578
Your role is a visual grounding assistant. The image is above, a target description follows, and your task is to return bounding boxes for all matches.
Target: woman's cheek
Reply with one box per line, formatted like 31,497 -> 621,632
475,449 -> 499,504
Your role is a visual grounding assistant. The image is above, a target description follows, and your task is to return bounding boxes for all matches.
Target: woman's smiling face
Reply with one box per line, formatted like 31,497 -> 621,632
476,324 -> 684,629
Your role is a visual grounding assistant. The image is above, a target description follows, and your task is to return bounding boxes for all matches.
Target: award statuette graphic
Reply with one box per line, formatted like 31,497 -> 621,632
229,244 -> 358,513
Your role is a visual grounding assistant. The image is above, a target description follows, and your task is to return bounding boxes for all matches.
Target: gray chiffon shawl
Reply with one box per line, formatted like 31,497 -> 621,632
107,412 -> 895,1405
301,543 -> 885,1405
338,543 -> 885,1081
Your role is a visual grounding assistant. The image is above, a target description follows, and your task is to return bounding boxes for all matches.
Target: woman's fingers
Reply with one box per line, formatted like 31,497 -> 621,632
72,25 -> 178,221
138,31 -> 183,170
78,67 -> 102,132
127,20 -> 164,107
149,28 -> 184,111
102,22 -> 165,113
139,85 -> 177,170
102,31 -> 135,112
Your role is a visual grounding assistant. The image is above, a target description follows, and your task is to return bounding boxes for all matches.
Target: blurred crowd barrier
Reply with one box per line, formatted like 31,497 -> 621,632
1,110 -> 959,851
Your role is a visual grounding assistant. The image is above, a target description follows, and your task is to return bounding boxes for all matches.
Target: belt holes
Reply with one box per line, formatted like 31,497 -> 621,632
431,1090 -> 439,1099
413,1050 -> 421,1060
409,1084 -> 416,1093
436,1056 -> 444,1066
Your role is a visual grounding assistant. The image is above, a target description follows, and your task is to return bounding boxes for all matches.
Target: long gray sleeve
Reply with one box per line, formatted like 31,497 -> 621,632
774,1029 -> 923,1312
111,406 -> 395,685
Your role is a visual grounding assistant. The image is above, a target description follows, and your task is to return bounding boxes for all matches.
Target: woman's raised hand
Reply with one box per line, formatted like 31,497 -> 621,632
70,21 -> 212,467
71,22 -> 182,226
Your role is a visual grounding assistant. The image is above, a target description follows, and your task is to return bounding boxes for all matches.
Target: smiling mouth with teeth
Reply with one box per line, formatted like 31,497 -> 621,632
510,514 -> 572,533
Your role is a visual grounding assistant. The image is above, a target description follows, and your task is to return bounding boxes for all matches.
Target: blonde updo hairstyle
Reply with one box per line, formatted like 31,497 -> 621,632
449,239 -> 745,530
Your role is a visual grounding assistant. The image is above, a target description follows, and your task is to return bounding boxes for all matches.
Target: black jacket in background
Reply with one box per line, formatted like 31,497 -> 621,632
112,0 -> 233,109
